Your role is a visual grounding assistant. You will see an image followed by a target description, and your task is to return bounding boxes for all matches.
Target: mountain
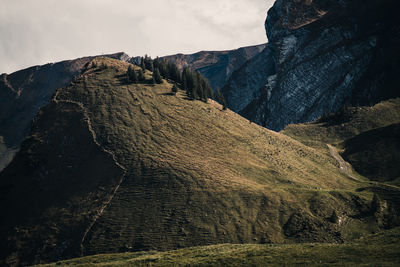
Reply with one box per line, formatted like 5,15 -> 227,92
1,0 -> 400,265
162,44 -> 266,90
223,0 -> 400,130
1,57 -> 397,266
0,53 -> 130,172
0,43 -> 265,173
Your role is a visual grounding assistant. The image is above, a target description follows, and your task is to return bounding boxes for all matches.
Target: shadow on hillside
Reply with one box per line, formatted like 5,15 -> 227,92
160,92 -> 176,96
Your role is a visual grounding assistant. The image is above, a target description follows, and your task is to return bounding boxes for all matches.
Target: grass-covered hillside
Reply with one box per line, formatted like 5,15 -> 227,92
38,227 -> 400,266
283,99 -> 400,184
342,123 -> 400,183
283,99 -> 400,149
1,58 -> 399,266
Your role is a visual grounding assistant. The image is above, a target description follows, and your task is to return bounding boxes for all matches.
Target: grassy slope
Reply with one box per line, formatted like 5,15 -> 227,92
1,58 -> 397,265
57,58 -> 364,254
283,99 -> 400,150
61,58 -> 354,191
283,99 -> 400,184
342,123 -> 400,183
38,227 -> 400,266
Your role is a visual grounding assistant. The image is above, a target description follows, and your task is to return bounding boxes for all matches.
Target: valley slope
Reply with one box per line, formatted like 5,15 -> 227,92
1,57 -> 396,266
283,98 -> 400,184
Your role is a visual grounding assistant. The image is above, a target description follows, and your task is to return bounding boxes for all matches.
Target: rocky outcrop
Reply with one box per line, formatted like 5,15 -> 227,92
162,44 -> 266,90
225,0 -> 400,131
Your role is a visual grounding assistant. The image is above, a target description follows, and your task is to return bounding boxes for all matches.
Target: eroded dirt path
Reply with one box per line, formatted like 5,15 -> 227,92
327,144 -> 359,182
54,91 -> 127,256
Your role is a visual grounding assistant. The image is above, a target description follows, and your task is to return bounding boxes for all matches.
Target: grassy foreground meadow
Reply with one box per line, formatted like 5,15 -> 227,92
38,227 -> 400,266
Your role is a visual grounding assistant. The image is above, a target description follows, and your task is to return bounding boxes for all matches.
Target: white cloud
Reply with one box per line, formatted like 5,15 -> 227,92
0,0 -> 275,73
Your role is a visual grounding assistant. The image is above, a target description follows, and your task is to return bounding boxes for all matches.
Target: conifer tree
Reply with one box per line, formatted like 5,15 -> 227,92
140,57 -> 146,71
153,57 -> 159,69
148,61 -> 154,72
222,99 -> 227,110
156,62 -> 212,101
188,71 -> 195,91
153,57 -> 161,76
182,71 -> 188,91
138,69 -> 145,82
182,68 -> 199,100
216,88 -> 227,110
195,72 -> 205,101
161,59 -> 168,78
172,84 -> 178,95
222,98 -> 227,110
127,65 -> 137,83
191,72 -> 198,99
167,62 -> 181,83
153,68 -> 163,84
202,78 -> 213,99
144,55 -> 154,72
186,86 -> 191,98
132,68 -> 138,83
184,69 -> 192,98
154,58 -> 166,78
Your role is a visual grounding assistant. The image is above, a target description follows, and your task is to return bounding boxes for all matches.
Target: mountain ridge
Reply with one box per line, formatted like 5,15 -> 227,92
161,43 -> 266,90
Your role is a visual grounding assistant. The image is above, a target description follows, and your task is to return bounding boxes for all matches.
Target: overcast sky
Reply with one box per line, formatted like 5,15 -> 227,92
0,0 -> 275,74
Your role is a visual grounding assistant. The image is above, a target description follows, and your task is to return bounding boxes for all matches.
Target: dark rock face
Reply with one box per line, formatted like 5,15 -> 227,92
162,44 -> 266,90
0,53 -> 130,171
222,48 -> 276,113
225,0 -> 400,131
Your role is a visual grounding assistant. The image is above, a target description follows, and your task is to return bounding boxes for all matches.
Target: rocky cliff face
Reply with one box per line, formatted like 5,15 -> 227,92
0,53 -> 130,171
162,44 -> 266,90
222,46 -> 276,114
224,0 -> 400,131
